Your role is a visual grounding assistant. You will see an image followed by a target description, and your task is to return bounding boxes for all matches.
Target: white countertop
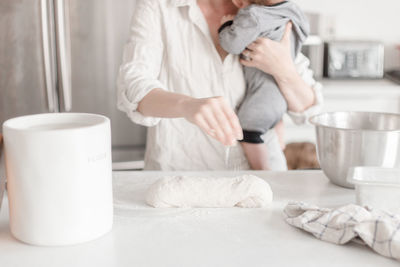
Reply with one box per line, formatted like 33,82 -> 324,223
0,171 -> 398,267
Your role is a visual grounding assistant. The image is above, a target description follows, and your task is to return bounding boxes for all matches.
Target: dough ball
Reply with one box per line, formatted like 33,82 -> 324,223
146,175 -> 273,208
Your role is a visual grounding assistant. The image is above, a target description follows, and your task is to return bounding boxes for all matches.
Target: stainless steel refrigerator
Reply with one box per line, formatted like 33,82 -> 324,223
0,0 -> 146,169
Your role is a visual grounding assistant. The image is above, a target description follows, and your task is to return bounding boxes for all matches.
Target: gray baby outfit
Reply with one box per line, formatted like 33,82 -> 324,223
218,1 -> 309,143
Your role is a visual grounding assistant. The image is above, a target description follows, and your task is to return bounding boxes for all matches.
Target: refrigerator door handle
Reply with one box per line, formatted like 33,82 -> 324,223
40,0 -> 57,112
54,0 -> 72,112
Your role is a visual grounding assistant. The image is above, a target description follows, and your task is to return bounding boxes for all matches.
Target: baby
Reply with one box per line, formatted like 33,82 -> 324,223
218,0 -> 309,170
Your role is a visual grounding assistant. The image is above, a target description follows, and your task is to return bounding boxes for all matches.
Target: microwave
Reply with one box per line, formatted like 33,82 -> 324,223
324,41 -> 384,79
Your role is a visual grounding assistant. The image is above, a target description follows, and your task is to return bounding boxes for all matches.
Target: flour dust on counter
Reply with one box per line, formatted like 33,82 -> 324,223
146,175 -> 273,208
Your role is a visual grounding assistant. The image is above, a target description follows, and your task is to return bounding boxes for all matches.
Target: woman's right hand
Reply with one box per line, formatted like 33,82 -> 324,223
137,89 -> 242,146
182,96 -> 243,146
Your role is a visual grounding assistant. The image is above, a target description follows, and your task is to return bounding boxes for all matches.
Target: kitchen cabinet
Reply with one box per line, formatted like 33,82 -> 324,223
284,79 -> 400,143
0,170 -> 397,266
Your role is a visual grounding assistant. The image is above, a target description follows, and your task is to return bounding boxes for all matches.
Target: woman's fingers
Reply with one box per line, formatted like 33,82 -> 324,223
280,21 -> 293,47
239,21 -> 294,77
240,49 -> 260,69
186,97 -> 242,146
194,114 -> 216,138
247,42 -> 260,52
209,97 -> 238,146
212,108 -> 236,146
220,98 -> 243,140
202,105 -> 232,146
241,49 -> 252,60
203,111 -> 226,144
253,37 -> 270,45
243,39 -> 269,67
240,57 -> 256,68
210,99 -> 241,145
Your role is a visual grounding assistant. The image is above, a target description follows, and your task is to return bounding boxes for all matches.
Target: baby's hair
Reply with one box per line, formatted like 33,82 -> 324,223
248,0 -> 270,5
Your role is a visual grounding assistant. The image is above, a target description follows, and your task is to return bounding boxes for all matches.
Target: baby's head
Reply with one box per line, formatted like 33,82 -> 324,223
232,0 -> 284,9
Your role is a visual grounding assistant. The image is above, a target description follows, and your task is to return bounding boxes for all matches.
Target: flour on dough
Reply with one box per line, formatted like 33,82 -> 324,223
146,175 -> 273,208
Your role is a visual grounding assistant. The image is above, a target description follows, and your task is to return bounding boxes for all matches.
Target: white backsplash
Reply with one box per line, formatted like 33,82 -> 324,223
294,0 -> 400,69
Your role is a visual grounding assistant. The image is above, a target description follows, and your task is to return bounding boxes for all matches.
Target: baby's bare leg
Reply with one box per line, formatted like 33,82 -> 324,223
241,142 -> 269,170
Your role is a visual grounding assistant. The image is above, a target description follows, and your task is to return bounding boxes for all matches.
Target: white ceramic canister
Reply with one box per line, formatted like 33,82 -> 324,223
2,113 -> 113,246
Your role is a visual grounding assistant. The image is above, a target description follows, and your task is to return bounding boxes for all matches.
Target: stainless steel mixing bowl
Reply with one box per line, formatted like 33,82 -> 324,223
310,111 -> 400,188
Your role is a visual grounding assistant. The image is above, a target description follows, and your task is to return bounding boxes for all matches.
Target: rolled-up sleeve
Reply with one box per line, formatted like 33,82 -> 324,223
287,53 -> 324,125
117,0 -> 166,127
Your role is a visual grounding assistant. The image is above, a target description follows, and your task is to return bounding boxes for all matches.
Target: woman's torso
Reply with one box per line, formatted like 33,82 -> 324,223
144,0 -> 284,170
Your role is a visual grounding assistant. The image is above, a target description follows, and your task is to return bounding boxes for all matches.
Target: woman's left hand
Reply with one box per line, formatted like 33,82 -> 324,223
240,22 -> 296,79
240,22 -> 316,113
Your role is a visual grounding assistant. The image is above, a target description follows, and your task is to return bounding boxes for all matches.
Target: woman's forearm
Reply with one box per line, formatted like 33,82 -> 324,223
137,88 -> 191,118
274,69 -> 315,113
137,88 -> 243,146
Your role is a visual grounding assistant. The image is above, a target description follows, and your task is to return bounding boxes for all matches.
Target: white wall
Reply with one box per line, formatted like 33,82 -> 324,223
294,0 -> 400,69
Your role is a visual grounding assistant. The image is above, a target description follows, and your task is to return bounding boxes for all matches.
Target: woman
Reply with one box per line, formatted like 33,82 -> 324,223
117,0 -> 323,171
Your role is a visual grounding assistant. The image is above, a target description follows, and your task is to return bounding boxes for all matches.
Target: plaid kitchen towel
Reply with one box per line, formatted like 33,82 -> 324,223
283,202 -> 400,261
